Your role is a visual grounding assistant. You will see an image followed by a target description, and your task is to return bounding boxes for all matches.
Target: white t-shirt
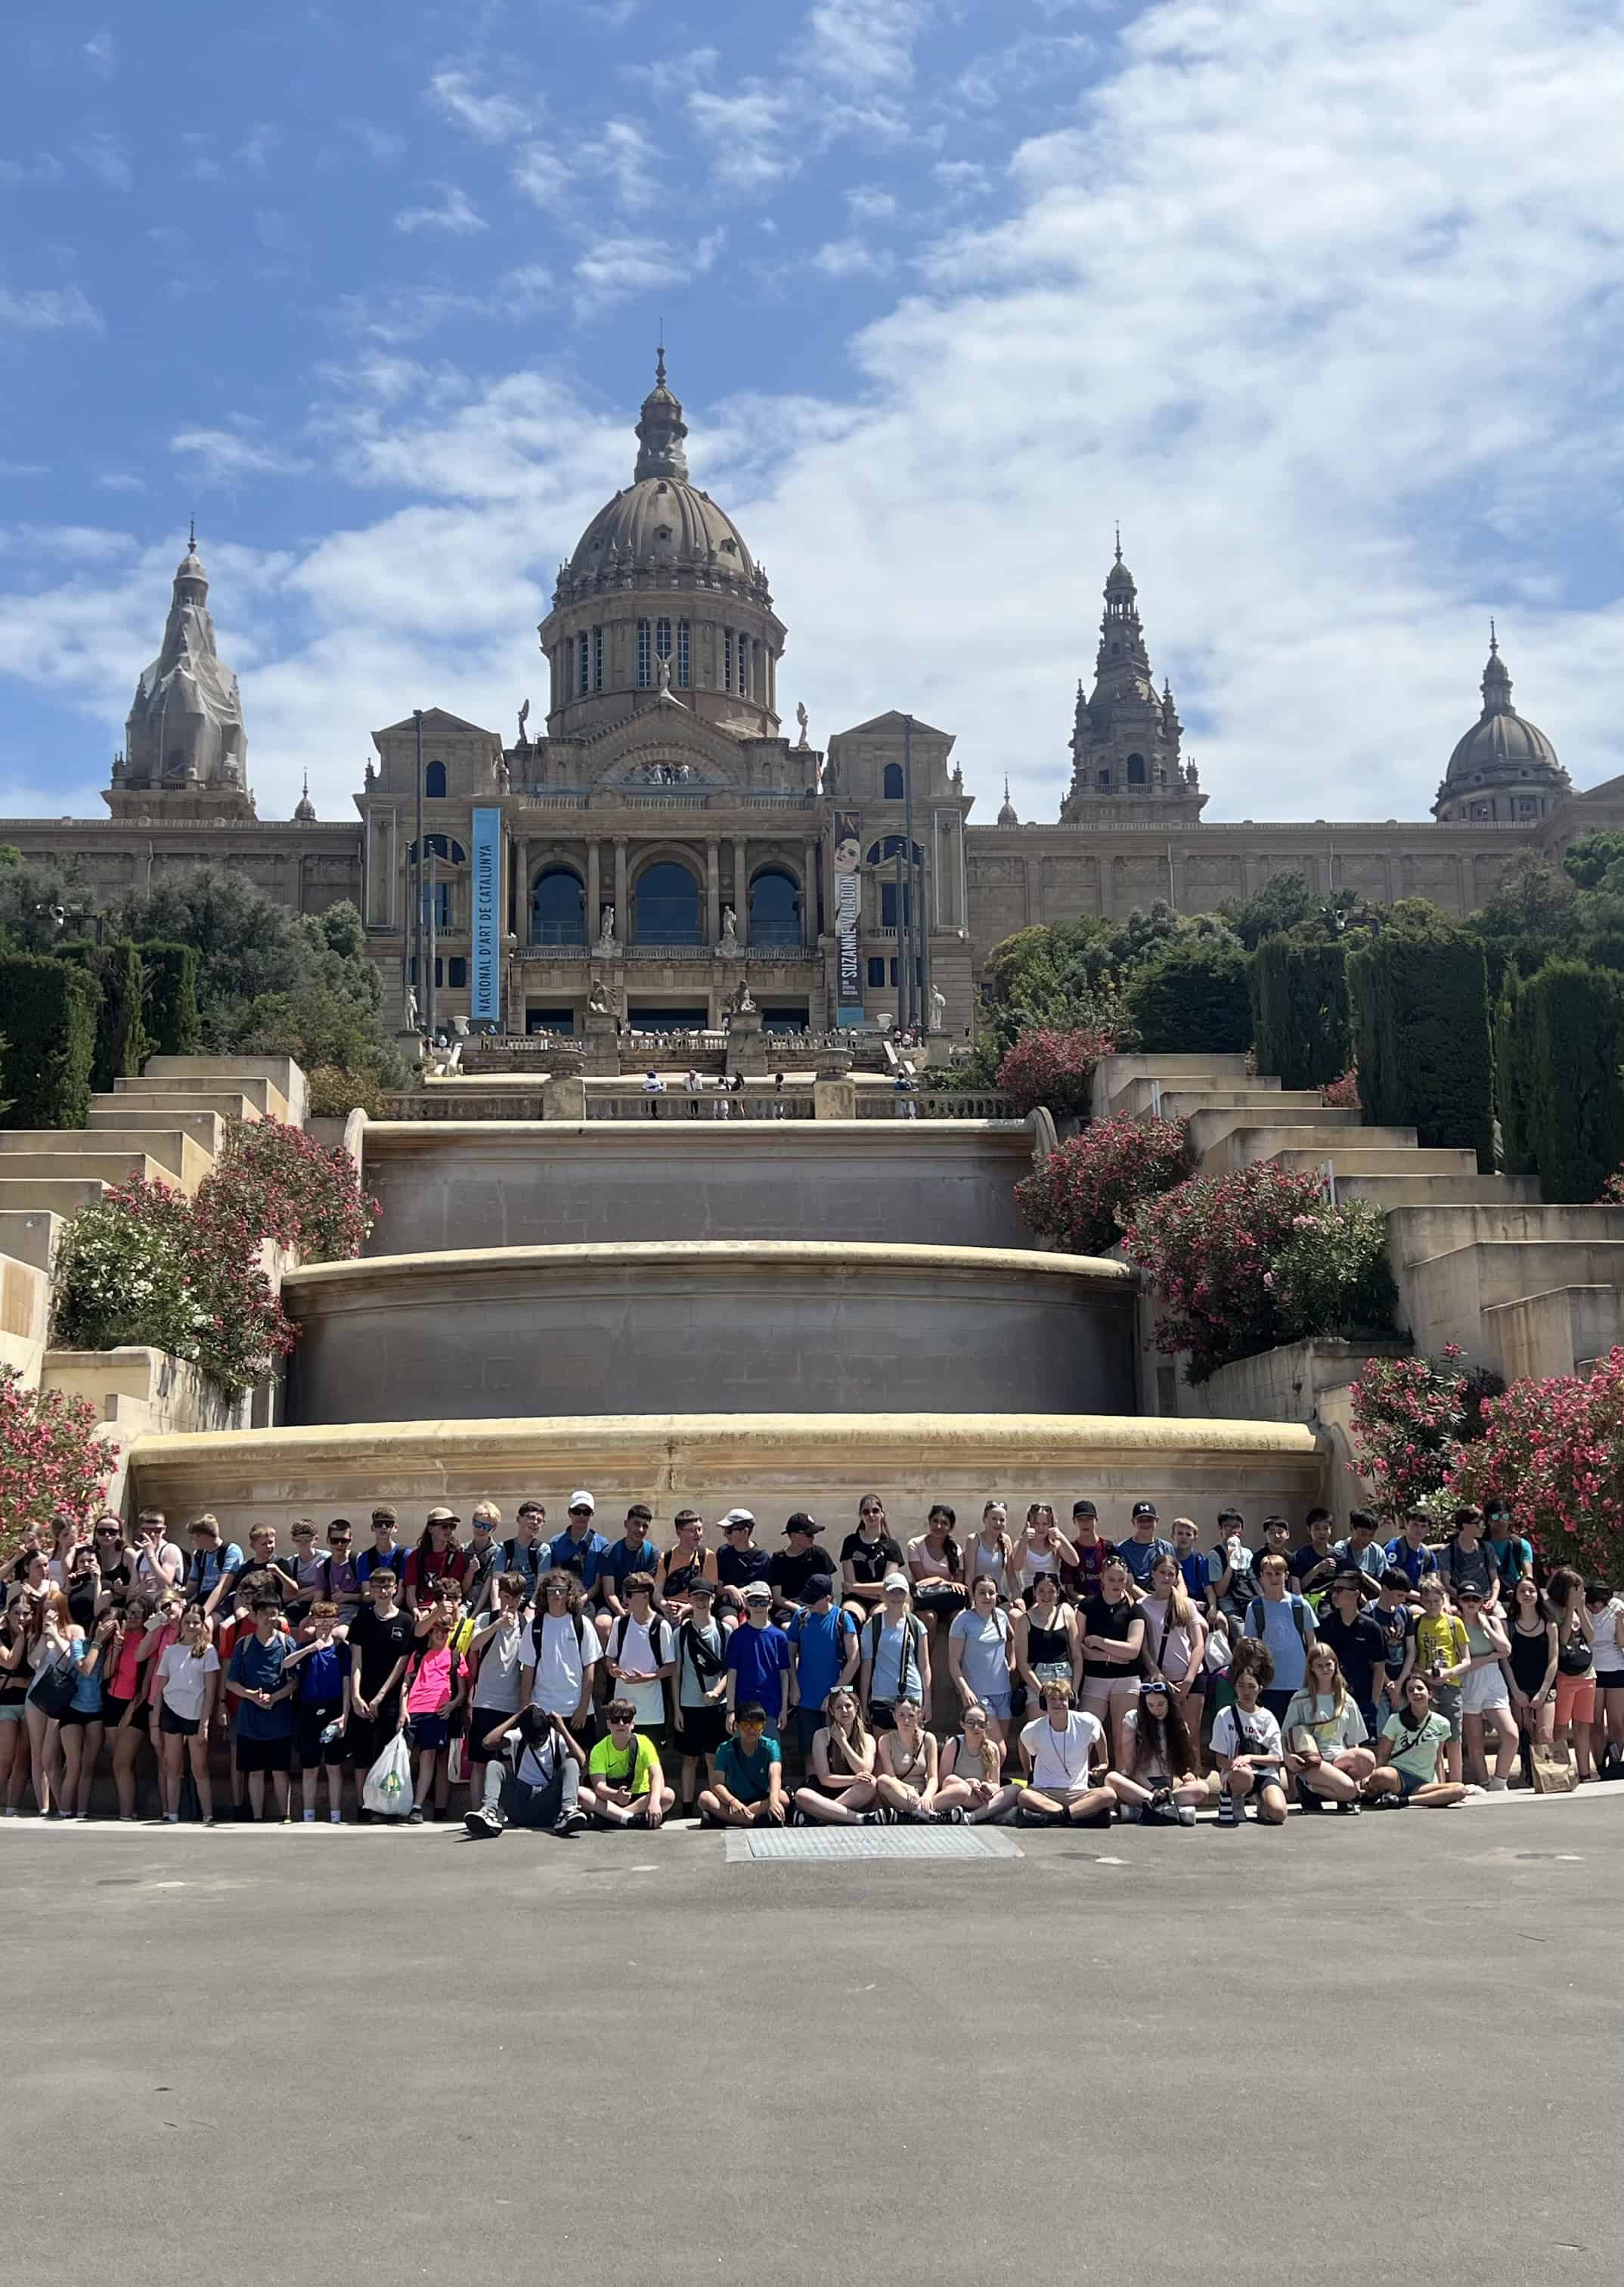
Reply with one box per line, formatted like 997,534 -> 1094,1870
526,1612 -> 597,1715
158,1641 -> 218,1721
135,1539 -> 183,1595
1281,1691 -> 1368,1757
1021,1708 -> 1103,1792
608,1612 -> 674,1726
1591,1597 -> 1624,1676
1210,1703 -> 1285,1765
468,1615 -> 525,1714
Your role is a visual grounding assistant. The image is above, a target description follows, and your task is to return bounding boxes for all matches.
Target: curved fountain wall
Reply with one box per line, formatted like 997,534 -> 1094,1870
280,1242 -> 1139,1423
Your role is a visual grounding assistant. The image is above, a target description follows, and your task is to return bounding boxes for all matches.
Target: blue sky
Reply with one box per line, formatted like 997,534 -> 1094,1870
2,0 -> 1623,832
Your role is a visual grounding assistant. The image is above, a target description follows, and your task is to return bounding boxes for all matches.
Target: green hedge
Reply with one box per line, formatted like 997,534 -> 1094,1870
57,939 -> 148,1092
0,957 -> 100,1130
1506,960 -> 1624,1202
1492,973 -> 1537,1178
1347,928 -> 1493,1165
1251,935 -> 1351,1089
136,940 -> 203,1056
1125,938 -> 1252,1054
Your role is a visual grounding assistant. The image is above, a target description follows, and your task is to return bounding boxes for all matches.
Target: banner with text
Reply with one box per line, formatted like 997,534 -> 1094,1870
832,809 -> 863,1024
470,805 -> 503,1026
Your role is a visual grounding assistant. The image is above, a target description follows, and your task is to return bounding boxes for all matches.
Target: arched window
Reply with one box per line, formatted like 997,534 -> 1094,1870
865,835 -> 925,868
532,867 -> 585,946
408,836 -> 466,865
634,859 -> 701,945
425,759 -> 447,798
882,762 -> 904,800
748,867 -> 801,947
1126,753 -> 1147,785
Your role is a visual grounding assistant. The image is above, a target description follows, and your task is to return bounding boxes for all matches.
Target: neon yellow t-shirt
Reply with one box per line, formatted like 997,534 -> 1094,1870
1415,1614 -> 1467,1677
587,1732 -> 659,1796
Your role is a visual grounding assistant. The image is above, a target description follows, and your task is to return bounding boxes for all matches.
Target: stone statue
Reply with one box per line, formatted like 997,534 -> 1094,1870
596,903 -> 617,951
403,983 -> 420,1032
451,1013 -> 470,1038
796,701 -> 809,749
655,656 -> 672,696
516,698 -> 531,748
717,905 -> 739,953
588,977 -> 610,1016
725,977 -> 755,1019
495,751 -> 510,793
364,758 -> 377,789
929,985 -> 946,1033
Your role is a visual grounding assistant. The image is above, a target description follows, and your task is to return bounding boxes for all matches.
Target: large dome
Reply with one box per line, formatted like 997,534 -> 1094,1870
1436,631 -> 1568,820
553,351 -> 769,611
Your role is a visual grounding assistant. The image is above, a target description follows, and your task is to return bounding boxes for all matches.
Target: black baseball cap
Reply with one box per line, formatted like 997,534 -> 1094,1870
1072,1500 -> 1098,1519
1132,1501 -> 1158,1521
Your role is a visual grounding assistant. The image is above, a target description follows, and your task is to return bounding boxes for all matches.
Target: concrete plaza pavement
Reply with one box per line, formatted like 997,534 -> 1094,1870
3,1789 -> 1618,2287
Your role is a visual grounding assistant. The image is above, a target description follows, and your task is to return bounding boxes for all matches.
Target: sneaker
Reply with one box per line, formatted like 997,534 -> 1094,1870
203,1815 -> 216,1828
302,1811 -> 317,1823
463,1808 -> 504,1840
1368,1789 -> 1404,1809
1336,1797 -> 1362,1814
407,1806 -> 426,1825
329,1811 -> 342,1823
554,1808 -> 590,1837
1216,1793 -> 1238,1827
1487,1777 -> 1509,1792
938,1805 -> 967,1824
1176,1805 -> 1197,1826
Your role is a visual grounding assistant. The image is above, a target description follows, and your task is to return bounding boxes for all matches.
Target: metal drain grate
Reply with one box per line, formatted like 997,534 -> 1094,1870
725,1825 -> 1023,1863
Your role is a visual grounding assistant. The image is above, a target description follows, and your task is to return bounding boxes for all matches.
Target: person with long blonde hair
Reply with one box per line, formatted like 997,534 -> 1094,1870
794,1686 -> 878,1824
1138,1550 -> 1209,1770
935,1705 -> 1018,1823
875,1696 -> 939,1820
1282,1644 -> 1375,1808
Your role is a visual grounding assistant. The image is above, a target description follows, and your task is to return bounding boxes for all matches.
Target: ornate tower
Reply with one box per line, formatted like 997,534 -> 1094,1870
107,527 -> 254,821
1058,538 -> 1204,825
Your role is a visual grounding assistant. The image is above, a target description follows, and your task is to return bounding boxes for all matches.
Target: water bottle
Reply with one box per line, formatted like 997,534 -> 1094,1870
320,1718 -> 344,1747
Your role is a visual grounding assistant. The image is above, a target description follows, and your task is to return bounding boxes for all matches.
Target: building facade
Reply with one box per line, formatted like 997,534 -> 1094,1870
5,356 -> 1622,1036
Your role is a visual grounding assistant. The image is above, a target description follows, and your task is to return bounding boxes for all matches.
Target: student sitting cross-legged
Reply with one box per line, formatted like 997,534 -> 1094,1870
1015,1676 -> 1114,1827
698,1702 -> 786,1828
465,1704 -> 590,1839
585,1699 -> 677,1829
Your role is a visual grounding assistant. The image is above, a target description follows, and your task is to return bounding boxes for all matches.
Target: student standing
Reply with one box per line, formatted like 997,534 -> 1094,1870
225,1595 -> 298,1822
725,1584 -> 792,1739
283,1602 -> 350,1822
671,1578 -> 733,1807
156,1606 -> 220,1825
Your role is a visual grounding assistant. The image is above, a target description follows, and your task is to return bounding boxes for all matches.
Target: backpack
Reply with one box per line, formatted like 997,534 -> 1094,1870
611,1611 -> 671,1718
529,1609 -> 590,1667
678,1615 -> 727,1690
405,1637 -> 465,1733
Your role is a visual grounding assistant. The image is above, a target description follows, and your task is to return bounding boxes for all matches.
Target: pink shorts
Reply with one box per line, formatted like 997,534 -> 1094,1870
1554,1672 -> 1596,1727
1081,1675 -> 1139,1714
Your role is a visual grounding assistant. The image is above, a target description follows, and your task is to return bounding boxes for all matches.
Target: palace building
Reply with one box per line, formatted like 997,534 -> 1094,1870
6,355 -> 1622,1037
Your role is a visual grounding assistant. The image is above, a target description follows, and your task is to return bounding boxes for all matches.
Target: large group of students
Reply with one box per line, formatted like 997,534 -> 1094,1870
2,1486 -> 1618,1835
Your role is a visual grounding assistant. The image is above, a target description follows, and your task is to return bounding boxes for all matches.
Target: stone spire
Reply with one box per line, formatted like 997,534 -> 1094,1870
1480,619 -> 1514,715
293,770 -> 316,822
633,343 -> 689,483
109,528 -> 254,820
1058,536 -> 1204,824
997,774 -> 1018,826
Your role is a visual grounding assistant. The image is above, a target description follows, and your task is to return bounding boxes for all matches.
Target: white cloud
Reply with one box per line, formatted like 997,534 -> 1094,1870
802,0 -> 934,91
0,283 -> 102,332
573,231 -> 724,317
331,264 -> 553,346
810,237 -> 894,280
687,88 -> 799,191
395,184 -> 488,237
0,153 -> 64,186
96,472 -> 147,492
170,429 -> 312,481
346,122 -> 406,163
237,123 -> 280,171
933,158 -> 990,194
426,68 -> 532,145
848,186 -> 900,224
583,119 -> 661,212
512,142 -> 574,209
82,29 -> 116,77
73,131 -> 132,191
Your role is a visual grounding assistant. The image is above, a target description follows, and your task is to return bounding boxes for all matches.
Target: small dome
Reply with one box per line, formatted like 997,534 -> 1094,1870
997,777 -> 1018,826
293,773 -> 316,822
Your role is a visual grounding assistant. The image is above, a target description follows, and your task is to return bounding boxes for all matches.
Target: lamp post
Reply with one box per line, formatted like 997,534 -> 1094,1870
901,714 -> 921,1033
412,709 -> 426,1031
425,839 -> 438,1041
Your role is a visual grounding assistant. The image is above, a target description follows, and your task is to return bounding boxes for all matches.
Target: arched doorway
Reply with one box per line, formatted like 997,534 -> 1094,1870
634,859 -> 702,945
531,867 -> 585,945
748,867 -> 801,947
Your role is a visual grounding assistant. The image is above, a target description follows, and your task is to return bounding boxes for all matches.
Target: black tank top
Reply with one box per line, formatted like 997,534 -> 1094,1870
1508,1618 -> 1551,1695
1025,1612 -> 1071,1666
0,1643 -> 29,1705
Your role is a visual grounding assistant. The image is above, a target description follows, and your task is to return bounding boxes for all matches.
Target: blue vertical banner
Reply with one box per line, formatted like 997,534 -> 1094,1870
470,805 -> 503,1026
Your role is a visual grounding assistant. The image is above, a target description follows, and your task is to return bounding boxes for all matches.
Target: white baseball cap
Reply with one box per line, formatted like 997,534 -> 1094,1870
568,1490 -> 596,1514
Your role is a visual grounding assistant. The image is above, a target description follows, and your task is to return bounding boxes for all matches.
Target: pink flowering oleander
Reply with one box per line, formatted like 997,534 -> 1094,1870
1014,1112 -> 1191,1256
995,1025 -> 1118,1119
1452,1348 -> 1624,1578
0,1366 -> 116,1556
1121,1161 -> 1328,1382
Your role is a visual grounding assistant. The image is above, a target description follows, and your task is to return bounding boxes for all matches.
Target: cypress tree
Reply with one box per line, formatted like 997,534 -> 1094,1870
1347,926 -> 1492,1165
1251,934 -> 1351,1089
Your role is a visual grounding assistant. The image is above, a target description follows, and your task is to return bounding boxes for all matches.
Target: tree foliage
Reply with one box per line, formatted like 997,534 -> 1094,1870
1496,959 -> 1624,1203
0,957 -> 99,1129
1250,934 -> 1352,1090
1126,936 -> 1252,1054
1347,920 -> 1493,1165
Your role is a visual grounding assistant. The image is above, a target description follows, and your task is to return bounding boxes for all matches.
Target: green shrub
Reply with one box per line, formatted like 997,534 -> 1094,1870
1347,926 -> 1492,1165
1125,937 -> 1252,1055
1251,934 -> 1351,1090
1269,1199 -> 1399,1344
1523,960 -> 1624,1202
1492,973 -> 1536,1178
137,941 -> 202,1056
58,939 -> 147,1091
0,957 -> 100,1129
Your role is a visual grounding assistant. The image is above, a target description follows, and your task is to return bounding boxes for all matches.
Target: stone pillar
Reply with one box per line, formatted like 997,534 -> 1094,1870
705,839 -> 721,945
733,836 -> 747,937
1024,855 -> 1042,926
517,836 -> 531,942
802,839 -> 818,945
727,1006 -> 767,1075
814,1076 -> 857,1119
581,1012 -> 620,1075
542,1074 -> 587,1120
587,840 -> 601,938
614,838 -> 628,938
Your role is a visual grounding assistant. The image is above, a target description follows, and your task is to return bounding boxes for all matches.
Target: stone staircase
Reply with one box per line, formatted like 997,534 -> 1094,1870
1092,1050 -> 1624,1389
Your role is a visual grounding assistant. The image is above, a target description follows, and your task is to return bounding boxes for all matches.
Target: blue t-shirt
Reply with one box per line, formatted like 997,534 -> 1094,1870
1245,1595 -> 1313,1696
355,1544 -> 408,1587
228,1631 -> 296,1739
1384,1536 -> 1440,1587
296,1639 -> 349,1704
600,1537 -> 659,1597
787,1606 -> 856,1713
549,1528 -> 610,1592
715,1733 -> 780,1804
1176,1552 -> 1207,1601
68,1635 -> 102,1715
726,1621 -> 792,1709
187,1544 -> 243,1598
1118,1535 -> 1175,1587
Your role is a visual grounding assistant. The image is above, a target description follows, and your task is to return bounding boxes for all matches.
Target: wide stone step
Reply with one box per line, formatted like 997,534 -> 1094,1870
88,1103 -> 227,1155
1138,1087 -> 1331,1125
141,1055 -> 299,1122
0,1209 -> 64,1274
1109,1074 -> 1284,1117
0,1153 -> 171,1190
1400,1237 -> 1624,1364
0,1128 -> 212,1188
1483,1285 -> 1624,1382
1387,1201 -> 1623,1268
1194,1119 -> 1418,1173
1268,1146 -> 1479,1178
1331,1172 -> 1541,1209
119,1073 -> 283,1118
107,1087 -> 264,1125
0,1178 -> 112,1217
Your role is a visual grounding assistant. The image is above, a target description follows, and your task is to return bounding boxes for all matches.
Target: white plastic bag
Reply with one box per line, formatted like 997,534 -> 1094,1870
361,1731 -> 413,1819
